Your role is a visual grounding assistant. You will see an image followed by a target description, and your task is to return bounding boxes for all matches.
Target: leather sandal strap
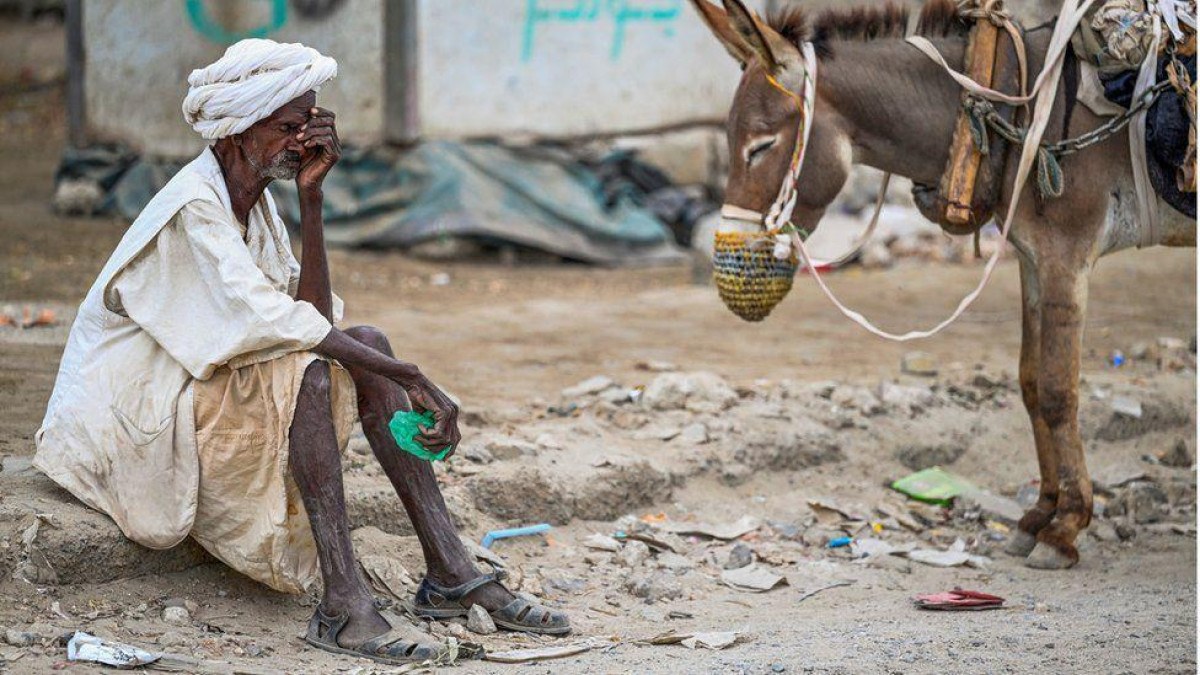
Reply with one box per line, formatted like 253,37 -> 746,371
306,606 -> 350,645
424,570 -> 507,603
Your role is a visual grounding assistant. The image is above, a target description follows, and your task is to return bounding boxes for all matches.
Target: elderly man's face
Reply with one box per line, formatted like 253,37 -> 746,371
238,90 -> 317,181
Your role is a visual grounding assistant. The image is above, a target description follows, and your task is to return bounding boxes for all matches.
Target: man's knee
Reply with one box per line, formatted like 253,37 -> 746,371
300,360 -> 333,402
345,325 -> 393,356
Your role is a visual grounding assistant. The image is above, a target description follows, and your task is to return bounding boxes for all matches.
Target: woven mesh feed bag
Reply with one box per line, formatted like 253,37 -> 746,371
712,230 -> 798,322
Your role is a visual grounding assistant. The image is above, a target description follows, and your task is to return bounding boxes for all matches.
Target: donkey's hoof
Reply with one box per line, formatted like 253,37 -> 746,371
1003,530 -> 1037,557
1025,542 -> 1077,569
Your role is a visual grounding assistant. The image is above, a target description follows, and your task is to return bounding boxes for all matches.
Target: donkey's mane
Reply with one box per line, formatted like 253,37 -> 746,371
768,0 -> 969,58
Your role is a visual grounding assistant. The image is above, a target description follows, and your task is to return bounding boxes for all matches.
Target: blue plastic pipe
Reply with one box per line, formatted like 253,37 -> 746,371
480,523 -> 552,549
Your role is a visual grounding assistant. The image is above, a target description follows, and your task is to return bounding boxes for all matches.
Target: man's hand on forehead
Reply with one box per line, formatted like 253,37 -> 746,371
298,107 -> 338,150
295,106 -> 340,192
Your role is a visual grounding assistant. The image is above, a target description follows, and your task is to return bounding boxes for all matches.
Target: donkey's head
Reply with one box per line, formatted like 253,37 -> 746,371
691,0 -> 853,235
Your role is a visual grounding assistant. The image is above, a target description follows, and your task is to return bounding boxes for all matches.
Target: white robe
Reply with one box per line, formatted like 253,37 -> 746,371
35,147 -> 341,556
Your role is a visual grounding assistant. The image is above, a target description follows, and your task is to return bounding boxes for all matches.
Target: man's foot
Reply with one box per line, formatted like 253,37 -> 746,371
306,604 -> 448,665
326,601 -> 391,648
414,571 -> 571,635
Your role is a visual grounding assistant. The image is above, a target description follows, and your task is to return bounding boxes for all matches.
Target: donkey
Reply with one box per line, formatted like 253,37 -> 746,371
690,0 -> 1195,569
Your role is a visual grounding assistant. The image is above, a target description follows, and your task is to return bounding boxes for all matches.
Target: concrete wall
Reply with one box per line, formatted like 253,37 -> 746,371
83,0 -> 384,157
414,0 -> 757,139
81,0 -> 764,155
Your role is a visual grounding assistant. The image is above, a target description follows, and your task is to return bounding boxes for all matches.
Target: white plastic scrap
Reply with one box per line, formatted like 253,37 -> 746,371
67,632 -> 159,668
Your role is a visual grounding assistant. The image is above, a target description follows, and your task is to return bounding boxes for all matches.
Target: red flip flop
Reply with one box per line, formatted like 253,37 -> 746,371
913,588 -> 1005,611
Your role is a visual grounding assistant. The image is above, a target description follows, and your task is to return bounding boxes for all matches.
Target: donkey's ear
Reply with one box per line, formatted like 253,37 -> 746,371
719,0 -> 800,74
687,0 -> 753,65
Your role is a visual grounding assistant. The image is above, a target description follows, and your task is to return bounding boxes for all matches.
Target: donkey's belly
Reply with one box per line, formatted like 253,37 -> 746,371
1098,181 -> 1197,256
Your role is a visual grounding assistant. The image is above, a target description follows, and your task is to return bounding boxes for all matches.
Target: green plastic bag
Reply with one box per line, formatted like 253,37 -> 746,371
890,467 -> 977,506
388,410 -> 452,462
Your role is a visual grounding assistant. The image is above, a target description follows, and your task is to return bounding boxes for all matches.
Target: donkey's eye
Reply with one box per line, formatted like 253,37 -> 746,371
745,136 -> 778,165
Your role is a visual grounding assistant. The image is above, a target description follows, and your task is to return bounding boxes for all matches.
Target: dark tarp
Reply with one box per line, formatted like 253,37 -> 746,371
59,141 -> 689,266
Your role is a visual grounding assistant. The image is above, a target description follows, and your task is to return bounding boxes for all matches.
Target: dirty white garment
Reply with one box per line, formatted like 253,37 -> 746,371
189,351 -> 356,594
182,38 -> 337,140
35,147 -> 349,592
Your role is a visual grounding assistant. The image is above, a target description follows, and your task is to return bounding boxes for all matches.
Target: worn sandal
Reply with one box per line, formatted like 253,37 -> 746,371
305,606 -> 445,665
412,570 -> 571,636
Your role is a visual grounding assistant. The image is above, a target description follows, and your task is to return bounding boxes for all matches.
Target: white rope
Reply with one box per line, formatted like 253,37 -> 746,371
1131,14 -> 1163,248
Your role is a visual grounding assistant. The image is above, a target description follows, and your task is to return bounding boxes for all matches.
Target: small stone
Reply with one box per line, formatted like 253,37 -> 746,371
641,372 -> 737,411
465,605 -> 497,635
534,433 -> 563,450
1111,396 -> 1143,419
1089,520 -> 1119,542
830,385 -> 883,415
901,351 -> 939,377
164,597 -> 199,616
446,622 -> 468,640
561,376 -> 615,399
1157,336 -> 1187,351
1129,342 -> 1153,360
487,438 -> 537,460
616,541 -> 651,568
459,443 -> 495,464
583,533 -> 622,552
157,631 -> 187,648
678,423 -> 709,446
1128,482 -> 1169,524
767,520 -> 803,540
878,381 -> 935,412
162,606 -> 191,625
1115,521 -> 1137,540
1159,439 -> 1194,468
657,552 -> 695,573
4,629 -> 36,647
623,571 -> 683,602
246,644 -> 265,658
723,543 -> 754,570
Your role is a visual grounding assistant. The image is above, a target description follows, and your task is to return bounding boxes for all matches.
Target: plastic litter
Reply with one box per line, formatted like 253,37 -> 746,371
481,523 -> 552,549
913,588 -> 1006,611
828,536 -> 853,548
67,632 -> 159,668
388,410 -> 453,461
891,467 -> 975,506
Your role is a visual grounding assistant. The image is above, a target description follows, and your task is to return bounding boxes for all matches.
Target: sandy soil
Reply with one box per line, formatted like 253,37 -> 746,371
0,36 -> 1196,675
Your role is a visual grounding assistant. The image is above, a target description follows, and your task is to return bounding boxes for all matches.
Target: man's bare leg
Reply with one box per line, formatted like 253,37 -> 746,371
342,326 -> 514,610
289,360 -> 391,645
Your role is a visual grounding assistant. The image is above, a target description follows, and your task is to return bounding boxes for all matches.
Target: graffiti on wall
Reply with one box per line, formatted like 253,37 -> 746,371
521,0 -> 683,62
185,0 -> 289,44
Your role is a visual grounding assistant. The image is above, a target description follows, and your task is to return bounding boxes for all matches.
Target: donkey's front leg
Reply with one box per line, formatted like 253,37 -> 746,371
1026,265 -> 1093,569
1004,253 -> 1061,558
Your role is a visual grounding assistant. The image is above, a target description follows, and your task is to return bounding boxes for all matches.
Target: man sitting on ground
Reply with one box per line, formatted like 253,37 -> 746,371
35,39 -> 569,666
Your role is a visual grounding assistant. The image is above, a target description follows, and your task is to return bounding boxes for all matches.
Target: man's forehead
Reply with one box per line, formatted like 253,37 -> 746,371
266,93 -> 316,123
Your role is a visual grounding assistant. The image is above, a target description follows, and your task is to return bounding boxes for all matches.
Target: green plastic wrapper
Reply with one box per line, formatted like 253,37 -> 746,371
890,467 -> 977,506
388,410 -> 452,462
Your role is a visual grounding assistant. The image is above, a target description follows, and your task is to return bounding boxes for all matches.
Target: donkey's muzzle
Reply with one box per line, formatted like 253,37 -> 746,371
712,229 -> 797,322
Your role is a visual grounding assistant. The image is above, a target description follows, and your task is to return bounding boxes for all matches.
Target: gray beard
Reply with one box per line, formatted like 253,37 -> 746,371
251,153 -> 300,180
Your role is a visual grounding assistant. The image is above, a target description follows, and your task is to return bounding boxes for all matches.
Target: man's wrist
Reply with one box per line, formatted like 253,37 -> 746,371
299,186 -> 324,203
393,363 -> 423,386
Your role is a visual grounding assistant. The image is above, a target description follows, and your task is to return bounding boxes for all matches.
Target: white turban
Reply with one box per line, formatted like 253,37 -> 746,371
182,38 -> 338,140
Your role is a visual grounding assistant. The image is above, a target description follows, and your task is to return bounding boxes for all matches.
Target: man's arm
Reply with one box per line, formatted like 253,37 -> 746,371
296,188 -> 333,321
314,328 -> 460,449
293,107 -> 459,450
294,107 -> 337,322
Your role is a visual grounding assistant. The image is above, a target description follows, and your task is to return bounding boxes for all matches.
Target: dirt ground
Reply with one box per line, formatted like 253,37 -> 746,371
1,27 -> 1197,675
